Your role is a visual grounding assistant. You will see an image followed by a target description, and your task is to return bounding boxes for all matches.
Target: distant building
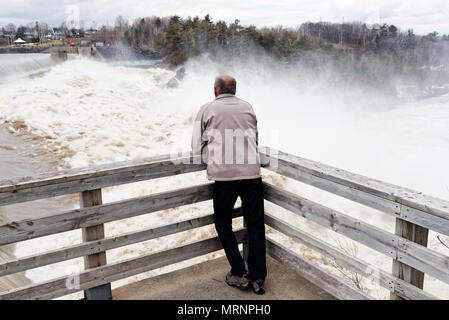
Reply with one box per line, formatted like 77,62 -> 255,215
51,27 -> 64,40
68,29 -> 85,38
0,29 -> 16,38
85,28 -> 98,36
24,30 -> 38,39
13,38 -> 26,46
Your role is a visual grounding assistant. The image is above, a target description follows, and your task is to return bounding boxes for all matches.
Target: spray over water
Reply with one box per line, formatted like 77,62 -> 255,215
0,52 -> 448,298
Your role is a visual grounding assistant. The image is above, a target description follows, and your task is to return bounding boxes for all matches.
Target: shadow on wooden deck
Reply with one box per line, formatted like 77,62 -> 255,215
112,255 -> 335,300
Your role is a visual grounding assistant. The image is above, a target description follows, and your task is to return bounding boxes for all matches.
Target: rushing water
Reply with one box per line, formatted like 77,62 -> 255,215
0,123 -> 75,292
0,53 -> 57,85
0,53 -> 448,299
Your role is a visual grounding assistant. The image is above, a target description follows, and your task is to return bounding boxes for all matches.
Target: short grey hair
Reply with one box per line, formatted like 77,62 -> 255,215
214,75 -> 236,95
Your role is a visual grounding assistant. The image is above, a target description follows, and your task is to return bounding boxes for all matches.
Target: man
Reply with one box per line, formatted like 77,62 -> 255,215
191,75 -> 267,294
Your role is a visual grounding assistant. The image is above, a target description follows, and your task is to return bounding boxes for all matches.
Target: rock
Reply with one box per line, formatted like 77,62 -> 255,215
166,67 -> 186,88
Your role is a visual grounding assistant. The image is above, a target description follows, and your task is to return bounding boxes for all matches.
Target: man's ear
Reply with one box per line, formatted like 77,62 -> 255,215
214,87 -> 219,97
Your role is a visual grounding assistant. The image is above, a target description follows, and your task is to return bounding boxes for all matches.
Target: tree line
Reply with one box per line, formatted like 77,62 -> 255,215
91,15 -> 449,69
92,15 -> 449,97
2,14 -> 448,94
99,15 -> 337,64
3,14 -> 448,70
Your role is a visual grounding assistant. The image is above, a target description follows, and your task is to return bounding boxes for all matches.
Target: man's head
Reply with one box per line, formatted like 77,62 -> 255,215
214,75 -> 236,97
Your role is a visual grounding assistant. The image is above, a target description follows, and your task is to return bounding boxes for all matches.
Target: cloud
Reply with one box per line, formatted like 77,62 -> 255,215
0,0 -> 448,34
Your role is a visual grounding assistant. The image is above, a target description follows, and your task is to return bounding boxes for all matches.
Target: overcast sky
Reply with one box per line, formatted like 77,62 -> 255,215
0,0 -> 448,35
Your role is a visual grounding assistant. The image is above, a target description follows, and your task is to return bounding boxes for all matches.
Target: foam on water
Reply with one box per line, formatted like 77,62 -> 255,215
1,54 -> 448,299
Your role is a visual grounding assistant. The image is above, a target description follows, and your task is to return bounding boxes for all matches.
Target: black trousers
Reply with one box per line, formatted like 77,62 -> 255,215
213,177 -> 267,280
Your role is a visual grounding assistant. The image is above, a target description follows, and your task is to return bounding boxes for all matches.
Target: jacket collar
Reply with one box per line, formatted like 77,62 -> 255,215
215,93 -> 235,100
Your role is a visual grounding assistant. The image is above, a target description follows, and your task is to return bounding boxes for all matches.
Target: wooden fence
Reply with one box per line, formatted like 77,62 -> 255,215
0,148 -> 447,300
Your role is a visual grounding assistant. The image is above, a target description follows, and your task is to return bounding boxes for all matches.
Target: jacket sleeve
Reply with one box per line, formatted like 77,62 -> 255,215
191,105 -> 207,155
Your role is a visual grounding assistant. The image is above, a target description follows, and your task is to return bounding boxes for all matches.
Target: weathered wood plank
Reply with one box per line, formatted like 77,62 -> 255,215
266,237 -> 373,300
80,190 -> 107,270
260,147 -> 449,235
263,182 -> 397,258
391,218 -> 429,300
0,153 -> 206,206
0,229 -> 246,300
0,208 -> 243,277
265,213 -> 437,300
398,204 -> 449,236
0,183 -> 214,246
79,189 -> 111,300
263,182 -> 449,285
396,235 -> 449,286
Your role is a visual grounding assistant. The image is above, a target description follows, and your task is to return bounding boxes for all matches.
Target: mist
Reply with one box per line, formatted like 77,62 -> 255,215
1,49 -> 447,200
161,52 -> 449,201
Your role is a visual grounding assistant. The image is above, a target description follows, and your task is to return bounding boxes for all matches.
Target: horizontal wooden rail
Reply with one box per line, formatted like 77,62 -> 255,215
265,213 -> 438,300
263,182 -> 449,285
0,208 -> 243,277
260,147 -> 449,236
0,183 -> 213,246
266,237 -> 372,300
0,153 -> 206,206
0,230 -> 246,300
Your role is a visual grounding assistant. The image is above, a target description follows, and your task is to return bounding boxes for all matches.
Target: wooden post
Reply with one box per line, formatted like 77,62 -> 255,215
390,217 -> 428,300
80,189 -> 112,300
242,218 -> 249,262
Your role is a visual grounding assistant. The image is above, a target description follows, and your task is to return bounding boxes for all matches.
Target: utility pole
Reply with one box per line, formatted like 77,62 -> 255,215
363,26 -> 366,49
340,17 -> 344,47
318,17 -> 322,40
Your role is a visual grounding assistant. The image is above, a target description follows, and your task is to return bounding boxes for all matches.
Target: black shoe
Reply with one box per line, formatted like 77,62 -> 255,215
225,272 -> 250,290
249,278 -> 265,295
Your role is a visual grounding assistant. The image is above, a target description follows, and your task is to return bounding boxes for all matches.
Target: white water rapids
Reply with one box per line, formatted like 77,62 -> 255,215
0,53 -> 448,299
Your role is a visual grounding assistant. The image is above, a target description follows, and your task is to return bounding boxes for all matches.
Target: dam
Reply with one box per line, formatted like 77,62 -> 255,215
0,46 -> 163,85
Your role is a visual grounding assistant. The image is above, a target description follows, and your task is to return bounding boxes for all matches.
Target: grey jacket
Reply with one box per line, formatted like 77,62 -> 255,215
191,94 -> 261,181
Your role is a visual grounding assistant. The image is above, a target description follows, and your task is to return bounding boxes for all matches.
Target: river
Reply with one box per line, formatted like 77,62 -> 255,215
0,53 -> 448,299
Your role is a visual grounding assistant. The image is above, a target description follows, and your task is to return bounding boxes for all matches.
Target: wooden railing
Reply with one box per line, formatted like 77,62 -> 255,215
0,148 -> 447,300
260,147 -> 449,300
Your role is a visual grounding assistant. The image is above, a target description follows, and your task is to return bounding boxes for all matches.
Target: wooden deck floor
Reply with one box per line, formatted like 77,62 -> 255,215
112,254 -> 335,300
